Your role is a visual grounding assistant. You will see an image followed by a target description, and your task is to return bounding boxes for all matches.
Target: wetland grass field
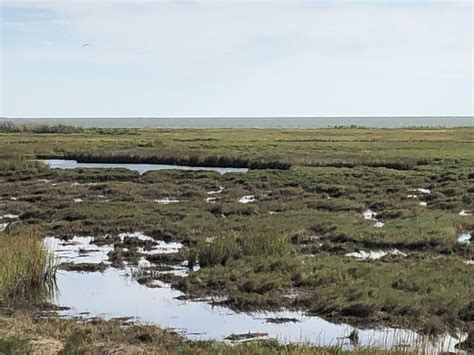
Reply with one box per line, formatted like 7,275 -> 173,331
0,124 -> 473,353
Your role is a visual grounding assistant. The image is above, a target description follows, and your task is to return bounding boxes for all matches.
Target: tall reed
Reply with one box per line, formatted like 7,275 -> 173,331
0,231 -> 57,303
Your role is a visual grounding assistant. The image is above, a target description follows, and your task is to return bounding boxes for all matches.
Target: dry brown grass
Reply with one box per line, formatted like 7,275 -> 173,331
0,312 -> 180,354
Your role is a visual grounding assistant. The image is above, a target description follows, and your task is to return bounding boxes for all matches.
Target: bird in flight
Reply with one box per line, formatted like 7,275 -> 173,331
82,43 -> 91,48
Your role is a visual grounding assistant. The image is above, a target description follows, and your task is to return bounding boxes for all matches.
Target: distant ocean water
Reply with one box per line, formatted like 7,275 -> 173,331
3,116 -> 473,128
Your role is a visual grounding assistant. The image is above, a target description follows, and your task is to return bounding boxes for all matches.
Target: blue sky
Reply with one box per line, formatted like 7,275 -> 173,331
1,1 -> 472,117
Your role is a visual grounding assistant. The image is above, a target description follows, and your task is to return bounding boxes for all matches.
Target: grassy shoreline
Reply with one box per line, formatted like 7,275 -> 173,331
1,311 -> 426,354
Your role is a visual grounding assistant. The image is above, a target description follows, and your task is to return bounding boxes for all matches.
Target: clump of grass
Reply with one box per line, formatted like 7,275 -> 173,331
0,231 -> 56,303
0,157 -> 46,178
0,336 -> 30,354
188,233 -> 293,268
240,233 -> 293,257
58,331 -> 87,355
188,234 -> 239,267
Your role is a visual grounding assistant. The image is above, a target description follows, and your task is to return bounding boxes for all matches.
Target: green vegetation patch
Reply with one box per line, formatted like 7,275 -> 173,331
0,126 -> 472,334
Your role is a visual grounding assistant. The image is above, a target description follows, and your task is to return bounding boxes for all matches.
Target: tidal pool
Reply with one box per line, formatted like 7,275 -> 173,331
52,268 -> 459,353
46,236 -> 465,353
44,236 -> 113,265
52,269 -> 464,353
42,160 -> 249,175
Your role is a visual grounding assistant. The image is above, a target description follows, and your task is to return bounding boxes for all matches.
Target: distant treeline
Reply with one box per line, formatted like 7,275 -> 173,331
42,152 -> 292,170
0,121 -> 84,134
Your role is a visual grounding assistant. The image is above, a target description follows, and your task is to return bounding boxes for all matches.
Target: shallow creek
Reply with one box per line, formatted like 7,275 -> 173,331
44,236 -> 465,353
42,159 -> 248,175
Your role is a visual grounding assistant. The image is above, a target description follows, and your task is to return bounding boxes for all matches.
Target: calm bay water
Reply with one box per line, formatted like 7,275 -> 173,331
4,116 -> 473,128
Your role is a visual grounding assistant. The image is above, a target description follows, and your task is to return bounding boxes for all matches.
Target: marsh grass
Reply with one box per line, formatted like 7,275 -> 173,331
0,231 -> 57,304
188,234 -> 239,267
0,121 -> 84,134
0,336 -> 29,354
179,340 -> 418,354
0,126 -> 472,335
240,233 -> 293,257
189,233 -> 294,267
0,157 -> 45,176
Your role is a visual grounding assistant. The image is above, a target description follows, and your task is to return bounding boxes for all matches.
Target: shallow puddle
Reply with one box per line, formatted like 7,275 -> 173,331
239,195 -> 256,204
44,236 -> 113,265
362,209 -> 384,228
410,188 -> 431,194
43,159 -> 248,175
362,209 -> 377,221
345,249 -> 406,260
154,198 -> 180,204
2,214 -> 19,219
457,233 -> 471,245
207,187 -> 224,195
119,232 -> 183,255
45,235 -> 464,353
206,197 -> 217,204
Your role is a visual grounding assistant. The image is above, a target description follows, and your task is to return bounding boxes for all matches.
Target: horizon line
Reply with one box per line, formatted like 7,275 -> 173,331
3,115 -> 473,120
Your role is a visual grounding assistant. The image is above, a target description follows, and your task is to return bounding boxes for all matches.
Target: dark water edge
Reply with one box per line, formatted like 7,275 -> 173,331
3,116 -> 473,128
